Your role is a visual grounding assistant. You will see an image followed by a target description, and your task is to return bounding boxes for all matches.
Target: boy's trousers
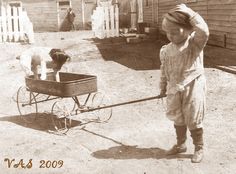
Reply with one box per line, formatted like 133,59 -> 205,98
166,74 -> 206,130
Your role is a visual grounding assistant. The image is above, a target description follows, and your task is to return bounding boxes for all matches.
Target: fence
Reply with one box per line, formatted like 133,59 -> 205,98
91,2 -> 119,39
0,5 -> 34,43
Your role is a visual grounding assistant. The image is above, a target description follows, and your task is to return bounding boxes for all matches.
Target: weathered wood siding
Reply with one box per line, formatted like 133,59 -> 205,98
71,0 -> 83,30
158,0 -> 207,33
117,0 -> 130,27
23,1 -> 58,31
143,0 -> 153,24
144,0 -> 236,50
158,0 -> 177,32
6,0 -> 83,32
153,0 -> 159,26
207,0 -> 236,49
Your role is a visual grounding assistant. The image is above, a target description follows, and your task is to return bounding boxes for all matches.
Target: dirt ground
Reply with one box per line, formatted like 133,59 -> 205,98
0,31 -> 236,174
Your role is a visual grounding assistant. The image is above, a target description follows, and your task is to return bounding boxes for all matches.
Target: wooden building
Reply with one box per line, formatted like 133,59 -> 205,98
1,0 -> 131,31
142,0 -> 236,50
1,0 -> 97,31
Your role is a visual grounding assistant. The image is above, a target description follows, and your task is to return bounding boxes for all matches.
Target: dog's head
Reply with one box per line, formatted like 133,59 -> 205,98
49,48 -> 71,71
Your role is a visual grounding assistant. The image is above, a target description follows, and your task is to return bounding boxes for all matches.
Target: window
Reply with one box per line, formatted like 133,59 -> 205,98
185,0 -> 197,2
145,0 -> 149,6
8,1 -> 22,7
59,1 -> 70,6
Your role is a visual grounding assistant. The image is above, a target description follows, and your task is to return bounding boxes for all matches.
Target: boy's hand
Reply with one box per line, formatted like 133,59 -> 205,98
170,4 -> 196,18
157,92 -> 167,98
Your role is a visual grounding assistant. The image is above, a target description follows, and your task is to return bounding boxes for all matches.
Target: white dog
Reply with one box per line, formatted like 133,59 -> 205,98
17,47 -> 70,81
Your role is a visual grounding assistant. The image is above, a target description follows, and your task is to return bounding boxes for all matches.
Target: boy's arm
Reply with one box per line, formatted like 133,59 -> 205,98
159,47 -> 167,96
189,12 -> 209,51
173,4 -> 209,50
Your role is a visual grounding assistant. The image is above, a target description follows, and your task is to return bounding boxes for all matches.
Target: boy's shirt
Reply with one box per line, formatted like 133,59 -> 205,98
160,13 -> 209,95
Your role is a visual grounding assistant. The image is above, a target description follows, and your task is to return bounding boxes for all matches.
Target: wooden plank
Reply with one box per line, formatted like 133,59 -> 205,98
207,15 -> 236,21
226,44 -> 236,50
209,25 -> 236,33
159,0 -> 177,6
115,3 -> 119,37
208,0 -> 236,5
100,7 -> 105,39
7,6 -> 13,42
207,39 -> 224,47
209,34 -> 225,42
226,37 -> 236,45
0,16 -> 2,42
226,33 -> 236,39
110,5 -> 115,37
208,20 -> 236,28
1,6 -> 7,42
104,6 -> 110,38
27,22 -> 35,44
18,6 -> 24,40
13,6 -> 19,42
208,4 -> 236,10
210,30 -> 228,36
208,9 -> 236,15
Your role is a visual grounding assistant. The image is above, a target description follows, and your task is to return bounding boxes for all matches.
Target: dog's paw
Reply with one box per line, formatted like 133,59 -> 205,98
176,84 -> 185,92
40,75 -> 47,80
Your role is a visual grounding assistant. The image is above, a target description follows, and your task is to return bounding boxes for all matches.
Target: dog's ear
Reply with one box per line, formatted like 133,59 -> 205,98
49,48 -> 63,60
64,54 -> 71,62
58,54 -> 70,64
53,54 -> 71,70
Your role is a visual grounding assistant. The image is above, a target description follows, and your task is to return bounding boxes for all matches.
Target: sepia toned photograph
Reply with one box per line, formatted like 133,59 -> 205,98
0,0 -> 235,173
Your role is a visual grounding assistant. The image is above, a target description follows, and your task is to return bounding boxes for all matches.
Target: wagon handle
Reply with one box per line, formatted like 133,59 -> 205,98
83,95 -> 166,112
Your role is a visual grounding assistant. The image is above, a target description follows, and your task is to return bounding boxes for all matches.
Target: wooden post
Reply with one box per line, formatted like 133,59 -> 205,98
110,5 -> 115,37
0,15 -> 2,42
1,6 -> 7,42
7,5 -> 13,42
56,1 -> 60,31
130,0 -> 137,30
115,3 -> 119,37
137,0 -> 143,23
92,1 -> 119,39
28,22 -> 35,43
100,7 -> 105,39
104,6 -> 109,38
13,6 -> 19,42
82,0 -> 85,29
18,6 -> 24,40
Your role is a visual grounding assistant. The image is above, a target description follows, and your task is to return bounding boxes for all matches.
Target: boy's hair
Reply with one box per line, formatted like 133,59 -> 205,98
164,11 -> 193,30
49,48 -> 71,70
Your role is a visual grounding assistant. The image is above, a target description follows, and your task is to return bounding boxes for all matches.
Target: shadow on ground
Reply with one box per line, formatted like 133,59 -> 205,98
92,145 -> 192,160
80,127 -> 192,160
85,37 -> 236,73
0,113 -> 81,133
88,38 -> 162,70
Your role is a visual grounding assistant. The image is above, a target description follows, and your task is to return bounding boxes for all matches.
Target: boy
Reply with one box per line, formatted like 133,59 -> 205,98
159,4 -> 209,163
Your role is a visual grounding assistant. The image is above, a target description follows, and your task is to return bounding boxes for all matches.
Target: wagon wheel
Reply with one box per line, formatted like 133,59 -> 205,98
90,92 -> 112,123
50,100 -> 73,134
16,86 -> 38,123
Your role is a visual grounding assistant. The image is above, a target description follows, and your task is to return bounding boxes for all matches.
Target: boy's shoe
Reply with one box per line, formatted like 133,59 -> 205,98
191,146 -> 204,163
166,144 -> 187,155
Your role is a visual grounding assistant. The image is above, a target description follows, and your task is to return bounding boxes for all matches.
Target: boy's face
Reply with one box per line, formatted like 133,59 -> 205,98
162,18 -> 190,45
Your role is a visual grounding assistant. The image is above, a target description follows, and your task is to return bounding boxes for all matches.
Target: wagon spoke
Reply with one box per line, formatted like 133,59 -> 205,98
16,86 -> 38,123
78,92 -> 112,123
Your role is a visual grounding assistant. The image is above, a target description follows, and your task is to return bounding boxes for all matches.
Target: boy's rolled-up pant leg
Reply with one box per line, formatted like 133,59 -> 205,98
166,93 -> 185,126
182,75 -> 206,130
